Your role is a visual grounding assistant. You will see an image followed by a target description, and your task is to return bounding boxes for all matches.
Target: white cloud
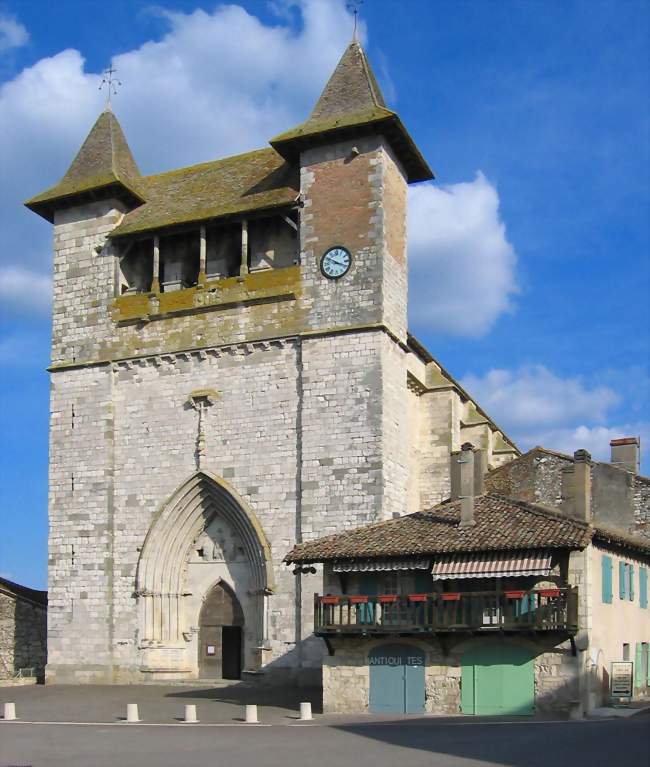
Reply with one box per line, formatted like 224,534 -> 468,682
461,364 -> 650,470
0,13 -> 28,53
0,266 -> 51,315
407,172 -> 518,337
0,0 -> 355,297
462,364 -> 619,429
513,422 -> 650,464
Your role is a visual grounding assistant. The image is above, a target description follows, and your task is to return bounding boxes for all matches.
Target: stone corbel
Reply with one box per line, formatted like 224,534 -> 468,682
187,389 -> 219,469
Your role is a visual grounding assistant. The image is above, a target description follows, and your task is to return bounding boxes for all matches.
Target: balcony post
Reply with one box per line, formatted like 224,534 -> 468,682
240,219 -> 249,276
198,225 -> 207,285
151,236 -> 160,292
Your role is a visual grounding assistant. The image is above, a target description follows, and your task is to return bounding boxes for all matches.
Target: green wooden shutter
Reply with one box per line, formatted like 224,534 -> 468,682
619,561 -> 627,599
629,564 -> 635,601
635,643 -> 643,688
602,555 -> 613,604
640,567 -> 648,609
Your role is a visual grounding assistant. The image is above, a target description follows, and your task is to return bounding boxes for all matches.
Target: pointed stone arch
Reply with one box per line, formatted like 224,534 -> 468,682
136,471 -> 274,646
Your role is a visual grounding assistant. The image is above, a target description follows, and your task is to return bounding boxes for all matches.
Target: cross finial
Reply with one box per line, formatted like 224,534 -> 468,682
346,0 -> 363,41
99,66 -> 122,109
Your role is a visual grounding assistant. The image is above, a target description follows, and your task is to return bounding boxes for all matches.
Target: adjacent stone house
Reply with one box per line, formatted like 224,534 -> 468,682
26,40 -> 518,685
285,443 -> 650,716
0,578 -> 47,681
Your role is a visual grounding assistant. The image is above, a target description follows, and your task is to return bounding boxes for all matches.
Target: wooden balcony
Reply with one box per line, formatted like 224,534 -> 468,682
314,588 -> 578,636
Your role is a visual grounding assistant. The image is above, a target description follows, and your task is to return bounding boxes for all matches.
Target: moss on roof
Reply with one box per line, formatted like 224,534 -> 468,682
110,147 -> 298,238
26,109 -> 143,220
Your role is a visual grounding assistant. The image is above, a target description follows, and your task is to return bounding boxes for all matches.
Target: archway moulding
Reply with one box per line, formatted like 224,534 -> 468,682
136,470 -> 275,647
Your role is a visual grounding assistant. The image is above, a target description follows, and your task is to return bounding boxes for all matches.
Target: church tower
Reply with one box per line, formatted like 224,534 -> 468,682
26,42 -> 514,684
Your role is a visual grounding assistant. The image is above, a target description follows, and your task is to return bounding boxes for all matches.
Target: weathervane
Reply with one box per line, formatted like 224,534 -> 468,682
346,0 -> 363,41
99,66 -> 122,108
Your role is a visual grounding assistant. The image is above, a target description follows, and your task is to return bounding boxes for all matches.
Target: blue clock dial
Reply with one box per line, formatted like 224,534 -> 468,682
321,247 -> 352,279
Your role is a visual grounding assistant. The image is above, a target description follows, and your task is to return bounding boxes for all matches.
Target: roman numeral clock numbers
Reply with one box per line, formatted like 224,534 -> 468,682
320,246 -> 352,279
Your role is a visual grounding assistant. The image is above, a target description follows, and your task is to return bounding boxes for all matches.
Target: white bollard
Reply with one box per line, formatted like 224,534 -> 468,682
126,703 -> 140,723
245,704 -> 258,723
184,704 -> 198,723
299,702 -> 312,721
3,702 -> 16,721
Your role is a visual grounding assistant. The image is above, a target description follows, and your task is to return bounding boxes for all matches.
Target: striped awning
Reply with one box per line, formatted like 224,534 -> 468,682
431,550 -> 553,580
333,557 -> 431,573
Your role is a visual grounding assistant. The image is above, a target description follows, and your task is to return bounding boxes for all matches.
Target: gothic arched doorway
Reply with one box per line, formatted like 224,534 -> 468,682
199,582 -> 244,679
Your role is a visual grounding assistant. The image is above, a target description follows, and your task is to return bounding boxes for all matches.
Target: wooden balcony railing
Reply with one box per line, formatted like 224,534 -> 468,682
314,587 -> 578,635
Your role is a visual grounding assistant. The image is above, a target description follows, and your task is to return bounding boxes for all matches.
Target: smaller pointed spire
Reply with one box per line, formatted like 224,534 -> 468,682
26,109 -> 143,222
270,40 -> 432,183
309,39 -> 386,123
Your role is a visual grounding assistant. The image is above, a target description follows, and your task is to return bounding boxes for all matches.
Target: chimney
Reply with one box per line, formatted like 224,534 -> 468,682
562,449 -> 592,522
610,437 -> 640,474
451,442 -> 484,528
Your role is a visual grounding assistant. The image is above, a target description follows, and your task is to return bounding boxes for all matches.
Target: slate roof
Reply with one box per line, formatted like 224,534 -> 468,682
0,577 -> 47,607
26,109 -> 144,221
285,494 -> 593,564
270,40 -> 433,183
110,148 -> 299,238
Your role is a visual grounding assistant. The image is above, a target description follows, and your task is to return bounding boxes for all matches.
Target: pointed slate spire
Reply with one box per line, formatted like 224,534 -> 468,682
26,108 -> 143,222
270,40 -> 432,183
309,39 -> 386,122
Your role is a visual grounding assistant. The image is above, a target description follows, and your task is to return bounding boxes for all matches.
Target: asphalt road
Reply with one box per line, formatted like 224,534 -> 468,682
1,717 -> 648,767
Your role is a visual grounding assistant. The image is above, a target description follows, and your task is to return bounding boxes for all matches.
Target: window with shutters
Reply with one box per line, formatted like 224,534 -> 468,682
640,567 -> 648,609
602,554 -> 613,604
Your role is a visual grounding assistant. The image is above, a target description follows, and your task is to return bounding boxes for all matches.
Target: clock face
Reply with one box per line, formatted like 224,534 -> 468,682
320,247 -> 352,279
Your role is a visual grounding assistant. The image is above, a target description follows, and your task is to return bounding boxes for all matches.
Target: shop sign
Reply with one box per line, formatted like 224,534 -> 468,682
369,654 -> 424,667
611,661 -> 633,697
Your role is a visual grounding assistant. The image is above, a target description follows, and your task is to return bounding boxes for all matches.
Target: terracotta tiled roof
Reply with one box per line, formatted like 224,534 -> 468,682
285,494 -> 592,564
26,109 -> 143,221
109,148 -> 298,238
592,525 -> 650,557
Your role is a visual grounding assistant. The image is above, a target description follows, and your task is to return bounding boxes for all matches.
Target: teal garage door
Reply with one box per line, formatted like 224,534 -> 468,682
369,644 -> 425,714
461,642 -> 534,715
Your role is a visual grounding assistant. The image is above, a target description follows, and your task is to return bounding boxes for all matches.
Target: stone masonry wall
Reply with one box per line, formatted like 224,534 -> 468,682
323,636 -> 577,715
418,389 -> 462,509
300,136 -> 407,338
0,593 -> 47,679
633,477 -> 650,539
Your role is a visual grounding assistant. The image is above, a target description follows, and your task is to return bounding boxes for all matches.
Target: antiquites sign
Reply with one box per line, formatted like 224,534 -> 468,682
610,661 -> 633,698
369,654 -> 424,667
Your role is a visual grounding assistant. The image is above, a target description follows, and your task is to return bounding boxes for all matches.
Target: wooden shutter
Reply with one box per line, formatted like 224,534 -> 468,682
629,564 -> 635,601
619,561 -> 627,600
640,567 -> 648,609
635,643 -> 643,688
602,555 -> 613,604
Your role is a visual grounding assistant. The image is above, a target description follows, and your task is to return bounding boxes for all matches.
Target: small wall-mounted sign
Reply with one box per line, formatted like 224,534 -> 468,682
611,661 -> 633,698
206,645 -> 216,656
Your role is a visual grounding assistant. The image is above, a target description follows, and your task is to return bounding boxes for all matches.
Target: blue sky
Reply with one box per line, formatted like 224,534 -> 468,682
0,0 -> 648,589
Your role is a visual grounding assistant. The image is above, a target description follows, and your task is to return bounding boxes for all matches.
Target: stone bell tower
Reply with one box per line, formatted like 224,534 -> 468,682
24,39 -> 447,685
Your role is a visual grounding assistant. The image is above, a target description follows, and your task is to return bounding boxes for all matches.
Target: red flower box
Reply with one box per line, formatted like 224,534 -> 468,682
504,590 -> 526,599
408,594 -> 428,602
441,593 -> 461,601
539,588 -> 561,598
349,595 -> 368,604
378,594 -> 399,603
321,596 -> 340,605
